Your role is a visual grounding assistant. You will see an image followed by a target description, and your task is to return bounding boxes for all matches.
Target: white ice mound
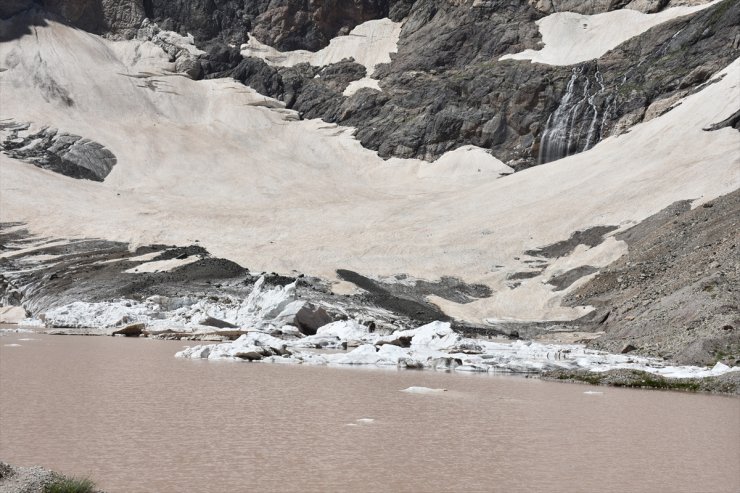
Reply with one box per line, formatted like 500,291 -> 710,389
43,300 -> 155,328
419,145 -> 514,178
315,320 -> 369,341
176,331 -> 289,360
391,321 -> 482,353
325,343 -> 412,366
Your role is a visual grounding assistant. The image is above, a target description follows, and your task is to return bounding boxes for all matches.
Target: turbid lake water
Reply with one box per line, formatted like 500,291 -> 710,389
1,332 -> 739,493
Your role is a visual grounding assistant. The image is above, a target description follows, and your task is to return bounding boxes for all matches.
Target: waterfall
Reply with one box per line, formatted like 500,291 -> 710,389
538,65 -> 608,164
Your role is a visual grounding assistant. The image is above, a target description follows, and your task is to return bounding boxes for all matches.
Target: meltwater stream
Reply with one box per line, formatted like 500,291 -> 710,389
1,333 -> 739,493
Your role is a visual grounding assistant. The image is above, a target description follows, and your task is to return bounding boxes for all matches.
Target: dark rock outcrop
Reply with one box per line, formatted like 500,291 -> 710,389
112,323 -> 146,336
2,1 -> 146,37
141,0 -> 391,50
0,0 -> 35,19
0,121 -> 117,182
252,0 -> 390,51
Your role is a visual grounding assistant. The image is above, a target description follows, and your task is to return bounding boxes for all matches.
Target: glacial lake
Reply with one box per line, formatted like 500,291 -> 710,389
1,332 -> 739,493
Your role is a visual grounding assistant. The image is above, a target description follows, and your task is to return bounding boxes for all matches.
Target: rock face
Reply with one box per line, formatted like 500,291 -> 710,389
17,0 -> 147,36
566,190 -> 740,367
252,0 -> 391,51
141,0 -> 391,49
202,0 -> 738,167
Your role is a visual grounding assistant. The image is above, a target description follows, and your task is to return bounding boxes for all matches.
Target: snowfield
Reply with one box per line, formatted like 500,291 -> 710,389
0,19 -> 738,327
500,0 -> 722,65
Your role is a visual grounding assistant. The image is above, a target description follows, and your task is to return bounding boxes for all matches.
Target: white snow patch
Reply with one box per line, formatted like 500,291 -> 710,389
123,256 -> 199,273
500,1 -> 721,65
343,77 -> 382,96
241,18 -> 401,77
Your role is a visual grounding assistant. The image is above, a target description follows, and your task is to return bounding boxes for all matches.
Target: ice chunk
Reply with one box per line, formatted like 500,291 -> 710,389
400,387 -> 447,394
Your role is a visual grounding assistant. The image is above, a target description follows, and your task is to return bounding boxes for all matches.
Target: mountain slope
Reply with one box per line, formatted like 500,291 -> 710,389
0,0 -> 738,368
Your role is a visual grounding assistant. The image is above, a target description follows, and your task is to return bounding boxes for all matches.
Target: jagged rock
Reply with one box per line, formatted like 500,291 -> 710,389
621,343 -> 637,354
175,55 -> 203,80
112,323 -> 145,337
252,0 -> 390,51
0,121 -> 117,181
274,301 -> 333,335
141,0 -> 388,50
201,317 -> 237,329
703,108 -> 740,131
294,304 -> 333,335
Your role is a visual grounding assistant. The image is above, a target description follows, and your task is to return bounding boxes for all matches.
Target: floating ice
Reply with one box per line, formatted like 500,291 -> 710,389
401,387 -> 447,394
175,319 -> 740,381
0,327 -> 33,334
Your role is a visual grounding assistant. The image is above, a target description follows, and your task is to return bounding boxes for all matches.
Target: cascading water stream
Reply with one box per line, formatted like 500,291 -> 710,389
538,66 -> 608,164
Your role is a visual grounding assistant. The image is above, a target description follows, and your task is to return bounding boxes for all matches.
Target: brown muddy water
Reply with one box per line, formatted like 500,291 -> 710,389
1,332 -> 739,493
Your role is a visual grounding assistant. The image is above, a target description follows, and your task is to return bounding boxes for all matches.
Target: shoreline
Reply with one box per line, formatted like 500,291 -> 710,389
4,325 -> 738,396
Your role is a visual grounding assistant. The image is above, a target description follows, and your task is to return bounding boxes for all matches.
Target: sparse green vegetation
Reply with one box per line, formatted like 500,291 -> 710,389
548,369 -> 708,392
44,476 -> 96,493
